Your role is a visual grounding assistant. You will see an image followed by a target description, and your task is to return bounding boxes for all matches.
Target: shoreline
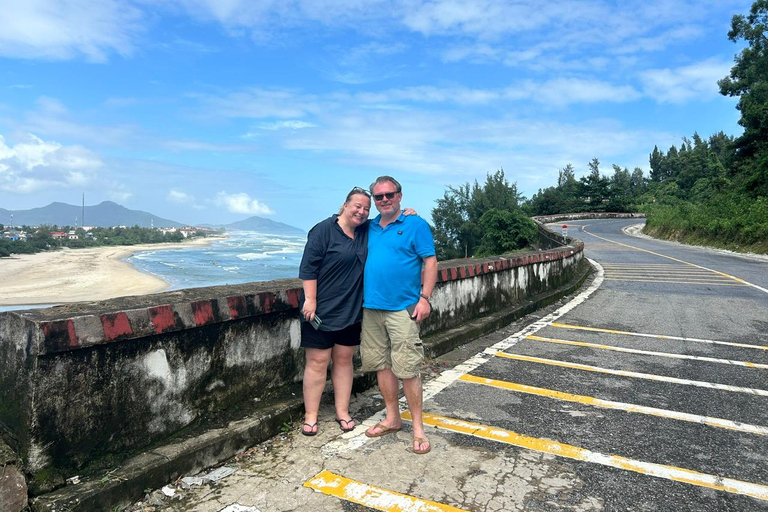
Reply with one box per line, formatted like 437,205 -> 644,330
0,236 -> 223,307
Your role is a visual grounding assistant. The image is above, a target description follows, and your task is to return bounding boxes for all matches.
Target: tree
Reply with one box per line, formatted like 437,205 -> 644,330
579,158 -> 611,211
558,164 -> 576,187
432,183 -> 481,259
475,209 -> 538,256
431,169 -> 531,259
588,158 -> 600,180
718,0 -> 768,196
649,146 -> 665,182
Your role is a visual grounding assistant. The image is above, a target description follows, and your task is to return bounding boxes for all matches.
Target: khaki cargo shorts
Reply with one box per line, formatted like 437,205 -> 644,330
361,308 -> 424,379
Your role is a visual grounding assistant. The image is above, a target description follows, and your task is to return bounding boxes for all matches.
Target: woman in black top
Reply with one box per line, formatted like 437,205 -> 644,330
298,187 -> 372,435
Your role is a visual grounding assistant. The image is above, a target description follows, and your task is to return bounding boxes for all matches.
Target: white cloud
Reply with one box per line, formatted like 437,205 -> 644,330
167,189 -> 194,204
215,191 -> 274,215
253,120 -> 317,132
107,185 -> 133,203
337,41 -> 408,66
345,80 -> 639,108
19,96 -> 140,148
519,79 -> 642,106
0,0 -> 143,61
401,0 -> 551,38
167,189 -> 205,209
167,0 -> 393,31
161,139 -> 252,152
193,89 -> 320,119
640,58 -> 732,103
0,133 -> 103,193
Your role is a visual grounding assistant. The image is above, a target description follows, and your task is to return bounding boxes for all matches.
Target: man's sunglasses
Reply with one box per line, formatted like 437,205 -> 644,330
373,192 -> 397,201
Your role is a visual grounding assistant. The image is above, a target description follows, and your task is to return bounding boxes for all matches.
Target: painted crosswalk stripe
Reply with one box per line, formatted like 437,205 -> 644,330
525,335 -> 768,369
403,411 -> 768,501
458,374 -> 768,436
490,351 -> 768,396
550,323 -> 768,351
604,278 -> 747,286
583,229 -> 768,295
304,470 -> 470,512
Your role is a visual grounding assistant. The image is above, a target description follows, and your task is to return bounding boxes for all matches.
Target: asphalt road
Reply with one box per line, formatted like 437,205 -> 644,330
145,219 -> 768,512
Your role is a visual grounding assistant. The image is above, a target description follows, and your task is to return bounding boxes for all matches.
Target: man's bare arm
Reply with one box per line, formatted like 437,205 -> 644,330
414,256 -> 438,321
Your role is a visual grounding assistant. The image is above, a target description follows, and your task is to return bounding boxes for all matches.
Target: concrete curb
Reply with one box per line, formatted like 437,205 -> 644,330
30,262 -> 593,512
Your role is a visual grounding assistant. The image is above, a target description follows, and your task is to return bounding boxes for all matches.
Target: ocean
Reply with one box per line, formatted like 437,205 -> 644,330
127,230 -> 307,290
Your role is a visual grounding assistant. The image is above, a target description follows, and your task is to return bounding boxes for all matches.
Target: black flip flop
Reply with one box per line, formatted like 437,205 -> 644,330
301,422 -> 318,436
335,418 -> 356,432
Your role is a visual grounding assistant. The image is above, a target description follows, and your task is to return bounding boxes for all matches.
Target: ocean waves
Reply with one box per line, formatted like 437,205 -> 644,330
127,230 -> 306,290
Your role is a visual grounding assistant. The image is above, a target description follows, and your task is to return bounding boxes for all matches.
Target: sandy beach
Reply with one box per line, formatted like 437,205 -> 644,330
0,237 -> 219,306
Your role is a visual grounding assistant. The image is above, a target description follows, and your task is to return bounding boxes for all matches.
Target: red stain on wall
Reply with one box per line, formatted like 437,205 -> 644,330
149,305 -> 177,334
285,288 -> 302,308
258,292 -> 276,314
191,300 -> 215,326
227,296 -> 247,319
101,312 -> 133,341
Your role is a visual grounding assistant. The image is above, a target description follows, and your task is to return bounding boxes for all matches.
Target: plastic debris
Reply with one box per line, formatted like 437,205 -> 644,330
219,505 -> 260,512
203,466 -> 236,482
180,476 -> 204,488
180,466 -> 237,488
161,485 -> 175,497
66,475 -> 80,485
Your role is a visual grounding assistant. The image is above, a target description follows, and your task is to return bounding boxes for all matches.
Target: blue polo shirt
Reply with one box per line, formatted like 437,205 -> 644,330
364,213 -> 435,311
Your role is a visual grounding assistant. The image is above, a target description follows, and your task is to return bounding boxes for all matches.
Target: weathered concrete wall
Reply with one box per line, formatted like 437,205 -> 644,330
534,212 -> 645,224
0,225 -> 585,488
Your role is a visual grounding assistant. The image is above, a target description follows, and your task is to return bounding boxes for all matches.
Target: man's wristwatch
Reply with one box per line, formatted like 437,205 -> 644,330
420,293 -> 431,303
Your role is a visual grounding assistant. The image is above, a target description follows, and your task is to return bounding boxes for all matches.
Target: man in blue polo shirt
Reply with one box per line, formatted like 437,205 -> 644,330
361,175 -> 438,455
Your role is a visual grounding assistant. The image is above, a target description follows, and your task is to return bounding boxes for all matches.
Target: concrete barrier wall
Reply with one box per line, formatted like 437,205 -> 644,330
0,223 -> 585,483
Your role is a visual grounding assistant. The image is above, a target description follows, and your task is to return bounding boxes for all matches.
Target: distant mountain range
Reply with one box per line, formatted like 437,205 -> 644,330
223,216 -> 305,235
0,201 -> 305,235
0,201 -> 184,228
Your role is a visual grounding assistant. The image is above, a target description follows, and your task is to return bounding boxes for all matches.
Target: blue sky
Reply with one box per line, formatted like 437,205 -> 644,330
0,0 -> 753,231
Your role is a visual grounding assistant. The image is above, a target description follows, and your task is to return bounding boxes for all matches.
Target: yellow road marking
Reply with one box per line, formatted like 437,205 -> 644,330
403,411 -> 768,501
551,323 -> 768,351
492,351 -> 768,396
604,271 -> 738,278
604,268 -> 735,275
583,229 -> 768,294
604,278 -> 747,286
606,275 -> 741,281
605,266 -> 720,270
458,374 -> 768,435
526,335 -> 768,369
603,266 -> 729,273
602,264 -> 713,269
304,470 -> 470,512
